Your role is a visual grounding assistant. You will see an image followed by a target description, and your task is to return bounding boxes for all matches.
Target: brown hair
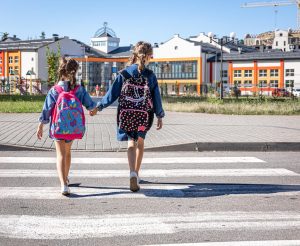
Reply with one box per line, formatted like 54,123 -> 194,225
57,57 -> 79,90
127,41 -> 153,71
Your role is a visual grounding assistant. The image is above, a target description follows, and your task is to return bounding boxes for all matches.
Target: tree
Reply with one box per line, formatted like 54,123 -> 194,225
46,43 -> 61,86
1,32 -> 9,41
40,31 -> 46,39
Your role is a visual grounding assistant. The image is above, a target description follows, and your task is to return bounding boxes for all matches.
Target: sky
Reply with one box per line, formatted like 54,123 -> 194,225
1,0 -> 297,46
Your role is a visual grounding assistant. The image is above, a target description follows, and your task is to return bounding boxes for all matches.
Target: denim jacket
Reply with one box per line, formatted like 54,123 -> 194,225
39,81 -> 96,125
97,64 -> 165,118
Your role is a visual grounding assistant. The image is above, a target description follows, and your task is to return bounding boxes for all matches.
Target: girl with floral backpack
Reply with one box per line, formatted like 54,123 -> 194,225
37,57 -> 97,195
90,41 -> 165,192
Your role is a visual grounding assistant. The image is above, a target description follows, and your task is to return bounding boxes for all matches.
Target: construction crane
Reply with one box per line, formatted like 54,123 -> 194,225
241,0 -> 300,29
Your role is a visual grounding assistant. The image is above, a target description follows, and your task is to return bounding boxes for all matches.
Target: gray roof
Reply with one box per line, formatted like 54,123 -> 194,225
207,50 -> 300,62
224,50 -> 300,61
108,46 -> 132,58
0,38 -> 60,51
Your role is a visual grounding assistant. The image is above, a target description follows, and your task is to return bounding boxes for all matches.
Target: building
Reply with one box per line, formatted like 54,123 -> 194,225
0,35 -> 85,93
74,23 -> 132,92
244,29 -> 300,52
208,50 -> 300,95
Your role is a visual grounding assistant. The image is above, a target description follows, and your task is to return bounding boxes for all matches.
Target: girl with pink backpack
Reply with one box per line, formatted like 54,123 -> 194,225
36,57 -> 97,195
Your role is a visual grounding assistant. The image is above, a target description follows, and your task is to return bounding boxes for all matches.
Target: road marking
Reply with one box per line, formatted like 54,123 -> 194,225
142,240 -> 300,246
0,168 -> 297,177
0,157 -> 265,164
0,186 -> 299,199
0,211 -> 299,239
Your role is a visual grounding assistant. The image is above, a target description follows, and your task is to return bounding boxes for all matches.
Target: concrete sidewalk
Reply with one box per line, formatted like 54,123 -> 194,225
0,108 -> 300,151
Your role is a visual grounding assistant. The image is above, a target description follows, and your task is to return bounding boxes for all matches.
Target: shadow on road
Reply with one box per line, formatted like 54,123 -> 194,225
67,182 -> 300,198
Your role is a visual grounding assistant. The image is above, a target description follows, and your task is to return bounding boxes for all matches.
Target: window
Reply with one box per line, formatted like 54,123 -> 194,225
234,80 -> 242,87
244,80 -> 253,87
284,41 -> 286,46
285,80 -> 294,88
276,41 -> 278,46
244,70 -> 253,77
0,67 -> 2,74
9,56 -> 13,64
222,70 -> 228,78
259,69 -> 267,77
286,69 -> 295,76
9,66 -> 13,74
270,69 -> 279,77
108,42 -> 118,47
14,56 -> 19,63
259,80 -> 267,87
14,66 -> 19,75
270,80 -> 279,88
0,57 -> 2,64
234,70 -> 241,78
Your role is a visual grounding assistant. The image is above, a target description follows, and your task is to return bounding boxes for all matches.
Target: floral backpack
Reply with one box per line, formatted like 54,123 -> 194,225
118,69 -> 154,132
50,85 -> 85,140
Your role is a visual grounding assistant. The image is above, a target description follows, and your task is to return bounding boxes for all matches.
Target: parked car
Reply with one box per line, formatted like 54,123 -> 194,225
292,88 -> 300,97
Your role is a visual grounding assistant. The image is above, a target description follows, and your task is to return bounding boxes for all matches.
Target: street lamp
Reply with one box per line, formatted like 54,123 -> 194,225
208,32 -> 236,99
26,70 -> 36,95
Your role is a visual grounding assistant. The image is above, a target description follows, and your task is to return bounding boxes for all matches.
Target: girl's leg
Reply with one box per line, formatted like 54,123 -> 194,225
127,140 -> 139,192
135,137 -> 145,175
65,141 -> 73,183
55,141 -> 67,186
127,140 -> 137,172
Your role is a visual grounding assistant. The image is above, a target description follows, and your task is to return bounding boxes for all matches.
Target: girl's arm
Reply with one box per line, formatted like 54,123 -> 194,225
150,74 -> 165,119
37,89 -> 57,139
80,86 -> 97,110
96,74 -> 123,111
38,89 -> 57,124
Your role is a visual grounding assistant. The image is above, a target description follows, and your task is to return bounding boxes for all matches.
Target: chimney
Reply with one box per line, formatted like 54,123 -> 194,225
52,34 -> 59,41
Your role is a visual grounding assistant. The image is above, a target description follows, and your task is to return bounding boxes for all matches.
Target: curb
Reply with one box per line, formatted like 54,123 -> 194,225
1,142 -> 299,152
145,142 -> 300,152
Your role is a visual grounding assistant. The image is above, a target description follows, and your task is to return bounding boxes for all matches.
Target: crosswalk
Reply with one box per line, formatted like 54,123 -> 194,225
0,155 -> 299,245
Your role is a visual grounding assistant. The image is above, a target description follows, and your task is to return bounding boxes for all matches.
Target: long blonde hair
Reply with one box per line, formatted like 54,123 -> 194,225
127,41 -> 153,71
57,57 -> 79,90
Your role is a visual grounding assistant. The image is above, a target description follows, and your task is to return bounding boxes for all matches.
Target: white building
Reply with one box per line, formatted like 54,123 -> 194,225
90,22 -> 120,54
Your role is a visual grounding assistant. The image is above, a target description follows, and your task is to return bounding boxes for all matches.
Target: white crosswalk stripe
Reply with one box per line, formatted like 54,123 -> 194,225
0,155 -> 299,244
0,156 -> 265,164
0,168 -> 297,177
1,211 -> 300,239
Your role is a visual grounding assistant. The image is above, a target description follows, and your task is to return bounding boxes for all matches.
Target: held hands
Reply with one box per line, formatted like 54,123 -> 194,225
36,123 -> 43,140
156,118 -> 163,130
89,108 -> 98,116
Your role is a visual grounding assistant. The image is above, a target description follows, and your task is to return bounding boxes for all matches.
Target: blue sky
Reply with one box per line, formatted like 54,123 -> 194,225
2,0 -> 297,46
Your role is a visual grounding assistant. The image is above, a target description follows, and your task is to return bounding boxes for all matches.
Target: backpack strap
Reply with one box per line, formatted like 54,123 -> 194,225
119,70 -> 132,81
70,85 -> 80,94
54,85 -> 64,94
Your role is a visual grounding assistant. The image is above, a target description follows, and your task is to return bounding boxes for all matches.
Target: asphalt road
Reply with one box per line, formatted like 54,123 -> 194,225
0,150 -> 299,246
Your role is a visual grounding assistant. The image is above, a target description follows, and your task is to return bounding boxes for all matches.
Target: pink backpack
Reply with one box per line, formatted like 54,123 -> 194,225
50,85 -> 85,140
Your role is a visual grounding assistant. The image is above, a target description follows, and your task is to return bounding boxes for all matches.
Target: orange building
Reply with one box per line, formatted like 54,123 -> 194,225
0,51 -> 4,77
5,50 -> 21,78
208,51 -> 300,95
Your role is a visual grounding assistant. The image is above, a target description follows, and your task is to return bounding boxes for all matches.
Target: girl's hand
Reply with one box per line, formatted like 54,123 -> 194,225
36,123 -> 43,140
89,108 -> 98,116
156,118 -> 163,130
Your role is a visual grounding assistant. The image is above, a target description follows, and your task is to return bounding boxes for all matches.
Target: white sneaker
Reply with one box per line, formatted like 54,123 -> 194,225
61,185 -> 70,196
129,171 -> 140,192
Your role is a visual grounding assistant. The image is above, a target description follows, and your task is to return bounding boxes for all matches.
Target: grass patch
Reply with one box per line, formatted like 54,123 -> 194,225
0,95 -> 45,113
162,96 -> 300,115
1,95 -> 300,115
